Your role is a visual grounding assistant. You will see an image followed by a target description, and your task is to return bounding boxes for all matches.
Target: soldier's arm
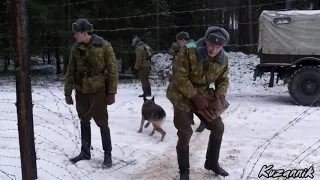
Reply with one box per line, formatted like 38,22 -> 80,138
134,48 -> 142,70
215,58 -> 229,97
168,43 -> 176,56
173,49 -> 198,99
104,42 -> 118,94
64,49 -> 76,96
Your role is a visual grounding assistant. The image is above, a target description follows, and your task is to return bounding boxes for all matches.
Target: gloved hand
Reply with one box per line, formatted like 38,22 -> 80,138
106,93 -> 115,105
207,95 -> 225,111
65,96 -> 73,105
191,95 -> 208,110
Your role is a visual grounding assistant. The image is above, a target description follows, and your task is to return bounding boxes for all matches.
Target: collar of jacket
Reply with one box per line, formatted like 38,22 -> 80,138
195,37 -> 226,64
73,34 -> 105,50
135,40 -> 145,48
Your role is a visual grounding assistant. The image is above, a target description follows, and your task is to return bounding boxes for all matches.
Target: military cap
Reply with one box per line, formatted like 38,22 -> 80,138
176,31 -> 190,41
204,26 -> 229,46
132,36 -> 141,46
72,18 -> 93,33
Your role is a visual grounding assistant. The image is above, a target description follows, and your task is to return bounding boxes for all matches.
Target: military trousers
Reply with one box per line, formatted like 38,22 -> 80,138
75,90 -> 109,129
173,107 -> 224,148
138,66 -> 151,93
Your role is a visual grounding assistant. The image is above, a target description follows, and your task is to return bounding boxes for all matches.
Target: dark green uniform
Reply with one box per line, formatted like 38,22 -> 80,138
167,26 -> 230,179
65,23 -> 118,168
132,37 -> 153,97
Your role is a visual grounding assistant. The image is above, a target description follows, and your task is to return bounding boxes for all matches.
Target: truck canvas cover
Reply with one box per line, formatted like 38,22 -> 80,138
258,10 -> 320,55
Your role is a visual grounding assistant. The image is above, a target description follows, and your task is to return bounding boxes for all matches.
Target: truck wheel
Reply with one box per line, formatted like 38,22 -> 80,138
288,66 -> 320,106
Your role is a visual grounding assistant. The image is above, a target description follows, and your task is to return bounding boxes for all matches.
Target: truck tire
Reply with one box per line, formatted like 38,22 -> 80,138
288,66 -> 320,106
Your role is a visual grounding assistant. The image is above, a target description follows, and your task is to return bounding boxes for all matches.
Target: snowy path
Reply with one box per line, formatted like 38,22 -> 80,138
1,83 -> 319,180
1,51 -> 320,179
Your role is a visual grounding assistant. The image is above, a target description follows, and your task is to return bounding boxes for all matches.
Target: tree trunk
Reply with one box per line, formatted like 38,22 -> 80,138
4,55 -> 9,72
47,48 -> 51,64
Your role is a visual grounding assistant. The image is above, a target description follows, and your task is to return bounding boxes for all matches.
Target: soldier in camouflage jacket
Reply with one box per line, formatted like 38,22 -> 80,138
168,31 -> 207,132
64,19 -> 118,168
132,36 -> 153,97
166,26 -> 230,180
168,41 -> 180,59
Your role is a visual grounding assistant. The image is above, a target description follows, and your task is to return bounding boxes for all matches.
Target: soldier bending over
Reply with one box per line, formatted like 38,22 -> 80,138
166,26 -> 230,179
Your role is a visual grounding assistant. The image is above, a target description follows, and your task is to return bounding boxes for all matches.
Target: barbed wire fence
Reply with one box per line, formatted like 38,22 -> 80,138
1,0 -> 320,179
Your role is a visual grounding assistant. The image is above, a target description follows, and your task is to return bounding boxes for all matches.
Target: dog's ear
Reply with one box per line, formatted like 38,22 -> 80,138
151,96 -> 154,102
143,97 -> 147,102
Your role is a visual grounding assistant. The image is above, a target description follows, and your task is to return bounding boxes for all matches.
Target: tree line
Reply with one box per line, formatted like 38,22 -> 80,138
0,0 -> 319,74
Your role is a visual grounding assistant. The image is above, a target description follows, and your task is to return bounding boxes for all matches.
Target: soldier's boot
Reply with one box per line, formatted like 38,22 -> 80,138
101,127 -> 112,168
138,87 -> 147,97
176,146 -> 190,180
195,121 -> 206,132
204,138 -> 229,177
70,122 -> 91,163
146,85 -> 152,97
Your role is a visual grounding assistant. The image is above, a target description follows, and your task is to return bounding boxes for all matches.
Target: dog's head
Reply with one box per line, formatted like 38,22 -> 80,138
143,96 -> 155,106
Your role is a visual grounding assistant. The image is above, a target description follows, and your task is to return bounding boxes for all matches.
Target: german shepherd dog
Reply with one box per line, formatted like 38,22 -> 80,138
137,96 -> 166,142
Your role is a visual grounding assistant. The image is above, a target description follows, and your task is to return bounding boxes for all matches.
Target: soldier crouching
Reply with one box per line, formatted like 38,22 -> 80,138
64,18 -> 118,168
166,26 -> 230,179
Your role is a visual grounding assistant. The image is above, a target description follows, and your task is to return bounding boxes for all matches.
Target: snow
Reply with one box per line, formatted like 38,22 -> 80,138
263,10 -> 320,16
1,52 -> 320,180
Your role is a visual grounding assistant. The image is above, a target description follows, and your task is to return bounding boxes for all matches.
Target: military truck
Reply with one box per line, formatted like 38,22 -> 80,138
254,10 -> 320,106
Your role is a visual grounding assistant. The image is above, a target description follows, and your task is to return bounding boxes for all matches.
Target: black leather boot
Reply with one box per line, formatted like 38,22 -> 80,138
204,138 -> 229,177
195,121 -> 206,132
70,122 -> 91,163
146,85 -> 152,96
176,146 -> 190,180
138,87 -> 147,97
101,127 -> 112,168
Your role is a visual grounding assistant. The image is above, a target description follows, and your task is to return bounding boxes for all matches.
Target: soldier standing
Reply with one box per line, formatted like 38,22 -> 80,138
132,36 -> 153,97
64,19 -> 118,168
166,26 -> 230,179
168,31 -> 206,132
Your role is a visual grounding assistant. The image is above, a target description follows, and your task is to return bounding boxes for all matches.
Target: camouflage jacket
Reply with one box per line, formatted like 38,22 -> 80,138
64,34 -> 118,96
134,42 -> 153,70
166,42 -> 229,112
171,40 -> 196,80
168,42 -> 180,57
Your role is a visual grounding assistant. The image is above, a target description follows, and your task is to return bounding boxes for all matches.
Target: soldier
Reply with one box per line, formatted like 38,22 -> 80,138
166,26 -> 230,180
64,18 -> 118,168
168,41 -> 180,60
132,36 -> 153,97
168,31 -> 206,132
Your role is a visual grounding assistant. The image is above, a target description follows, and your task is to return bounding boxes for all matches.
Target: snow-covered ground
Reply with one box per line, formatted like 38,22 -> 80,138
1,52 -> 319,180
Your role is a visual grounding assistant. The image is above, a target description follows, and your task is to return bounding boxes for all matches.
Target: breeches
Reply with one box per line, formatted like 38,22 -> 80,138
139,66 -> 151,88
173,107 -> 224,148
75,90 -> 108,129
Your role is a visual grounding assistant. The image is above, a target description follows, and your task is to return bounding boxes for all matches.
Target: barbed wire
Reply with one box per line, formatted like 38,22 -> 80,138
0,21 -> 260,40
277,139 -> 320,180
29,0 -> 298,22
29,0 -> 102,8
0,83 -> 146,179
241,93 -> 320,179
0,168 -> 16,180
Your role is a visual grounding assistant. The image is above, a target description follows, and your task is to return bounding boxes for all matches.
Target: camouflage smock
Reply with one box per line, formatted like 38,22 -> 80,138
64,34 -> 118,96
171,40 -> 195,79
166,44 -> 229,112
134,43 -> 153,70
168,42 -> 180,56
